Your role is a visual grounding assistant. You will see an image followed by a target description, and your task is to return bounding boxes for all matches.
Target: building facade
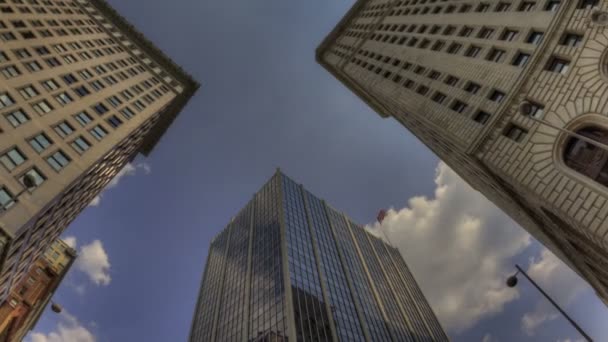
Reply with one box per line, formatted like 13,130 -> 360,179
317,0 -> 608,304
0,238 -> 76,341
0,0 -> 198,303
189,171 -> 448,342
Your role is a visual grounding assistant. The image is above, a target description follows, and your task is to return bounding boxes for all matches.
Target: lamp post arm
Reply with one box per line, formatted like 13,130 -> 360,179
515,264 -> 593,342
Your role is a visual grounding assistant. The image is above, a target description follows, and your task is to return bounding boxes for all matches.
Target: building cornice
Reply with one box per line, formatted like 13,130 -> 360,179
84,0 -> 200,156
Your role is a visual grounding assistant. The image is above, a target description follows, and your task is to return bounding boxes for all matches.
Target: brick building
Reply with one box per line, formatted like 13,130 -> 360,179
0,238 -> 76,341
318,0 -> 608,304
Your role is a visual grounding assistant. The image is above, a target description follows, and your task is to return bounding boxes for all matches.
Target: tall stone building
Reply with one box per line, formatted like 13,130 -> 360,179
189,171 -> 448,342
317,0 -> 608,303
0,238 -> 76,341
0,0 -> 198,303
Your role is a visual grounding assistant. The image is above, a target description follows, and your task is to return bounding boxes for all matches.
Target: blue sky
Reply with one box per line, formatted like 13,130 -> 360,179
25,0 -> 608,341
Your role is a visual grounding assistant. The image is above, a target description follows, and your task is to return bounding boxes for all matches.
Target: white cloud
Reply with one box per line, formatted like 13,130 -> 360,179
521,249 -> 589,335
27,311 -> 95,342
67,238 -> 111,286
88,162 -> 151,207
367,162 -> 531,333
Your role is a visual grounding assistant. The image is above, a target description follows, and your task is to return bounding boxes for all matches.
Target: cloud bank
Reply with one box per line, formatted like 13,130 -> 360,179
368,162 -> 531,332
28,311 -> 95,342
89,162 -> 151,207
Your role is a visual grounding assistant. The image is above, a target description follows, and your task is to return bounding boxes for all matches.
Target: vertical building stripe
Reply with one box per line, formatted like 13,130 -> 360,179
322,201 -> 372,342
300,184 -> 339,341
210,222 -> 233,341
277,173 -> 297,342
243,197 -> 255,342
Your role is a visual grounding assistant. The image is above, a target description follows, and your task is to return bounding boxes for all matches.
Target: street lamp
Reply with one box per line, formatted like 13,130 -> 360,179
0,174 -> 37,212
507,264 -> 593,342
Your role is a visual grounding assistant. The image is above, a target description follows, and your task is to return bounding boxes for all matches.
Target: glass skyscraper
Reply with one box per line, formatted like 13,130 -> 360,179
189,171 -> 448,342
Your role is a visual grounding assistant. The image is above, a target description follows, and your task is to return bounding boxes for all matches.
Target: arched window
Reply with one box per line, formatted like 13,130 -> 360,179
564,126 -> 608,186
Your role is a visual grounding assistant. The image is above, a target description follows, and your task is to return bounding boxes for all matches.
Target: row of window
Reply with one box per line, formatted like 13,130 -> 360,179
358,0 -> 566,19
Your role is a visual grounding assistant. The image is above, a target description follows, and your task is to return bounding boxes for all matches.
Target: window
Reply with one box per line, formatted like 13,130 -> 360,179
0,93 -> 15,109
55,92 -> 73,106
120,107 -> 135,119
561,33 -> 583,47
41,79 -> 60,91
54,121 -> 74,138
564,126 -> 608,186
21,168 -> 45,188
451,100 -> 468,113
445,75 -> 459,86
432,92 -> 447,104
74,111 -> 92,126
545,57 -> 570,74
518,1 -> 535,11
71,136 -> 90,154
416,85 -> 429,95
523,100 -> 545,118
107,115 -> 123,128
447,43 -> 462,54
73,85 -> 90,97
46,150 -> 70,171
495,2 -> 511,12
500,29 -> 519,41
545,0 -> 560,11
478,27 -> 495,39
0,188 -> 15,210
29,133 -> 52,153
61,73 -> 77,85
5,109 -> 29,127
459,26 -> 474,37
19,85 -> 39,100
488,89 -> 506,103
0,148 -> 26,171
526,31 -> 544,44
1,65 -> 20,79
89,125 -> 107,141
512,52 -> 531,67
464,82 -> 481,94
32,100 -> 53,115
486,48 -> 506,63
24,61 -> 42,72
504,124 -> 528,142
464,45 -> 482,58
93,103 -> 108,115
577,0 -> 598,10
473,111 -> 491,124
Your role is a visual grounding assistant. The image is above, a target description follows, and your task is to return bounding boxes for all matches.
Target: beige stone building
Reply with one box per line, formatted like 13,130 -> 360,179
0,0 -> 198,304
318,0 -> 608,304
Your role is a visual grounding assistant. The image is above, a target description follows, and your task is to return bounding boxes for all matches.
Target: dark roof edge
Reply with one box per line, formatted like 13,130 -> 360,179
88,0 -> 199,89
86,0 -> 201,156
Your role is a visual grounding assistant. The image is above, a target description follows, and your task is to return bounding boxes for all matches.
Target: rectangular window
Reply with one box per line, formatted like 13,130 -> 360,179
545,57 -> 570,74
526,31 -> 544,44
486,48 -> 506,63
70,136 -> 90,154
32,100 -> 53,115
24,60 -> 43,72
54,92 -> 73,106
478,27 -> 495,39
93,103 -> 108,115
451,100 -> 468,113
0,188 -> 15,210
4,109 -> 29,127
473,111 -> 491,124
46,150 -> 70,171
432,92 -> 447,104
464,45 -> 482,58
54,121 -> 74,138
518,1 -> 535,11
561,33 -> 583,47
500,29 -> 519,41
545,0 -> 560,11
41,79 -> 60,92
464,82 -> 482,94
1,65 -> 21,79
18,85 -> 39,100
488,89 -> 506,103
89,125 -> 107,141
106,115 -> 123,128
120,107 -> 136,119
447,43 -> 462,54
29,133 -> 52,153
445,75 -> 459,86
0,93 -> 15,109
74,111 -> 92,126
524,100 -> 545,118
512,52 -> 531,67
495,2 -> 511,12
0,147 -> 26,171
504,124 -> 528,142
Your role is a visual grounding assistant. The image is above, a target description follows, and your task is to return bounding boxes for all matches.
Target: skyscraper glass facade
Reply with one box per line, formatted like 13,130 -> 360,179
189,171 -> 448,342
